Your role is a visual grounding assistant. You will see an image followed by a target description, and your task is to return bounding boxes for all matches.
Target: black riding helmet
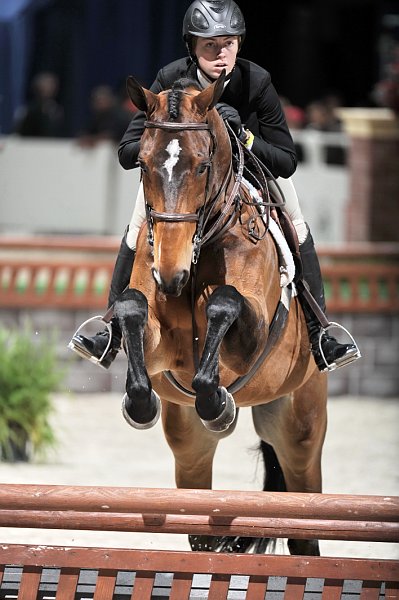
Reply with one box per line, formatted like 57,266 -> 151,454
183,0 -> 246,61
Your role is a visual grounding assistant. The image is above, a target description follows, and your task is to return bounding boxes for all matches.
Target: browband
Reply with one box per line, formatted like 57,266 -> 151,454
144,120 -> 210,131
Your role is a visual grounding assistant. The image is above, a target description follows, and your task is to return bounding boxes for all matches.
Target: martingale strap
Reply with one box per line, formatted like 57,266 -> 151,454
142,115 -> 286,389
163,285 -> 293,398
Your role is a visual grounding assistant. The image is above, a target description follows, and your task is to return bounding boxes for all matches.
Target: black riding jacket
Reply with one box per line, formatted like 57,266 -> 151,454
118,57 -> 297,179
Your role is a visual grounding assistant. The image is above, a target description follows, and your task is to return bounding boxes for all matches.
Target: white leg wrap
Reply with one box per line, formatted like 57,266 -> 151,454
126,182 -> 147,250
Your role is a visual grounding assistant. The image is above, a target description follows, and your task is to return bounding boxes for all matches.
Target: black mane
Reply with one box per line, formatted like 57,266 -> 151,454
168,78 -> 202,120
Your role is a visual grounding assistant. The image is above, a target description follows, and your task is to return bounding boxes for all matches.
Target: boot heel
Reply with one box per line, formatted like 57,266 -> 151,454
68,316 -> 114,369
317,322 -> 361,372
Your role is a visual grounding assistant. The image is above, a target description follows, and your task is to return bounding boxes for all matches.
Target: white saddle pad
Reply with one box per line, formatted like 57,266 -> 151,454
242,178 -> 295,287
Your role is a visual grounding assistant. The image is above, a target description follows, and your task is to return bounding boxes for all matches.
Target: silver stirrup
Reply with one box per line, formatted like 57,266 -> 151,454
318,321 -> 361,372
68,316 -> 113,369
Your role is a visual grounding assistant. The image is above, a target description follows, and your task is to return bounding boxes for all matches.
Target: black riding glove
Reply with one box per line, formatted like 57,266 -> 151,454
216,102 -> 247,142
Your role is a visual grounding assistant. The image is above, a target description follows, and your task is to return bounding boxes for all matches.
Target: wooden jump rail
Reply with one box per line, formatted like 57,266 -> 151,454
1,485 -> 398,599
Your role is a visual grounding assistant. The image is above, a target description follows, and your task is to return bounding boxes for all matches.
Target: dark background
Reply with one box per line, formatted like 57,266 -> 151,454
1,0 -> 398,136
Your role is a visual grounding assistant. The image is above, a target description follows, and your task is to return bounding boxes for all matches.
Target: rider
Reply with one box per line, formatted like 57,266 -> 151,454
69,0 -> 360,372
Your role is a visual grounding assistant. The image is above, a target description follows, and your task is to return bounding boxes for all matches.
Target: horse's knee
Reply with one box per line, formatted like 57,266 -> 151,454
114,288 -> 148,329
206,285 -> 262,371
206,285 -> 244,322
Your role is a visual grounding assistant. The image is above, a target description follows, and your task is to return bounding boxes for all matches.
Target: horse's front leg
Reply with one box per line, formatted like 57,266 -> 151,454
193,285 -> 261,432
114,288 -> 161,429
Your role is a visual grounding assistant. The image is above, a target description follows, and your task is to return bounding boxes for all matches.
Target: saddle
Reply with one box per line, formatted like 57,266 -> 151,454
230,135 -> 302,279
230,134 -> 331,328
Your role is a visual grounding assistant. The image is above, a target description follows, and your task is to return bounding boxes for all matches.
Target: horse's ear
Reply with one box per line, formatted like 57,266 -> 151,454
210,69 -> 227,108
126,75 -> 157,114
194,69 -> 226,114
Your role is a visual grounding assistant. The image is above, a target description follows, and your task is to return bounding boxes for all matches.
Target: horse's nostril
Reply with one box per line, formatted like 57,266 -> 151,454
152,269 -> 189,296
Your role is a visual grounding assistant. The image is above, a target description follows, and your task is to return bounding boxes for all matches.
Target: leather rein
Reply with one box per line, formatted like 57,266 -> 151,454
140,117 -> 291,396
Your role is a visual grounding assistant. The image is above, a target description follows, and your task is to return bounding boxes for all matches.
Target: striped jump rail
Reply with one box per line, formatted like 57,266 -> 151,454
0,484 -> 398,599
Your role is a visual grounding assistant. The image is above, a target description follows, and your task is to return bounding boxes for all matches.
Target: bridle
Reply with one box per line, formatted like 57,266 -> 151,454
142,118 -> 244,264
139,115 -> 291,386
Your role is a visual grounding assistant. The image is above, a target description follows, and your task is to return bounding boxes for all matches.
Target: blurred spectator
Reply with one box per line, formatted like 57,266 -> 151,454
284,105 -> 305,130
280,96 -> 305,161
13,72 -> 66,138
117,79 -> 139,116
372,43 -> 399,115
322,91 -> 344,115
77,85 -> 134,148
305,99 -> 346,165
280,96 -> 305,130
305,100 -> 341,132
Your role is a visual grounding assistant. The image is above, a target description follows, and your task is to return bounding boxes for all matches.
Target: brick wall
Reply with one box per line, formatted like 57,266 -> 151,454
338,108 -> 399,243
346,136 -> 399,242
326,312 -> 399,397
2,307 -> 398,398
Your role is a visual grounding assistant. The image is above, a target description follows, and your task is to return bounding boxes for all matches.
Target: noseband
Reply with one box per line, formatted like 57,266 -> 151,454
142,118 -> 243,263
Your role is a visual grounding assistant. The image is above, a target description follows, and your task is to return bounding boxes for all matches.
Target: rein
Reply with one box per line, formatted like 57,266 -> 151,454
164,285 -> 292,398
143,117 -> 245,372
141,115 -> 288,392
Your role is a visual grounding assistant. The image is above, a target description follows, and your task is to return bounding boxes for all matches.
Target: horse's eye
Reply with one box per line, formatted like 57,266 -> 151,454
197,161 -> 210,175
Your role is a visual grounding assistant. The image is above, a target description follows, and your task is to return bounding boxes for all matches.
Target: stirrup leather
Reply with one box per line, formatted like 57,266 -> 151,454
316,322 -> 361,372
68,316 -> 114,369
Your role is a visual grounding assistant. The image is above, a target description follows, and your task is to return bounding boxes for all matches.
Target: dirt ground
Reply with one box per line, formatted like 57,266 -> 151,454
1,392 -> 398,559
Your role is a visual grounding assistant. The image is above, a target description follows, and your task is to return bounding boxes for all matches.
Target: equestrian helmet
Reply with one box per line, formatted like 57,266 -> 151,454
183,0 -> 246,53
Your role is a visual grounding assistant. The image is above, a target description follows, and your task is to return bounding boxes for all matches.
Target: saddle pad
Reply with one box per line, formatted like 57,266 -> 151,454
242,178 -> 295,287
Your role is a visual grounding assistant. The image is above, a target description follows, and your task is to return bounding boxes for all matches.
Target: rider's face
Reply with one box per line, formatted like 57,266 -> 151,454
194,36 -> 239,79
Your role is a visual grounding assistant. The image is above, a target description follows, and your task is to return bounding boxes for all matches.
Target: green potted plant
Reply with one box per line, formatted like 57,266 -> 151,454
0,326 -> 63,462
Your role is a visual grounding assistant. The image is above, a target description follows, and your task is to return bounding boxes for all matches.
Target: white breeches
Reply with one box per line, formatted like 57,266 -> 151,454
276,177 -> 308,244
126,177 -> 308,251
126,182 -> 147,250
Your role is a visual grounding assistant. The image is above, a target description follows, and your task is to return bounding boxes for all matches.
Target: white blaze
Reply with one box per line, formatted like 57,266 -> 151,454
163,138 -> 181,181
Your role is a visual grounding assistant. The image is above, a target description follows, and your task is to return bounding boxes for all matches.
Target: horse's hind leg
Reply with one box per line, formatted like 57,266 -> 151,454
114,288 -> 161,429
252,375 -> 327,556
193,285 -> 261,432
162,399 -> 238,551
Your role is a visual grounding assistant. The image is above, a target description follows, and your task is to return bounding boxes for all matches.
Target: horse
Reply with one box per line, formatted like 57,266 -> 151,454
113,71 -> 328,556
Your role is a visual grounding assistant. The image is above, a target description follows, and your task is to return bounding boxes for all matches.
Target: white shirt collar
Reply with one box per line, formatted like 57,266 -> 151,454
196,68 -> 231,90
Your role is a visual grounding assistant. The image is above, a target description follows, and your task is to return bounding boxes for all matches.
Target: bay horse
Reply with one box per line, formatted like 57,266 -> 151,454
114,72 -> 328,555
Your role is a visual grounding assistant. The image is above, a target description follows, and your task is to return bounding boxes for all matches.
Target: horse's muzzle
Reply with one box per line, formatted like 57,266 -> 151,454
152,267 -> 190,297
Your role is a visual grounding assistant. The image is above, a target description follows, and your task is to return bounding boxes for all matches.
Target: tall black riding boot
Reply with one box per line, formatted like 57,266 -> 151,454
299,228 -> 360,372
69,228 -> 135,369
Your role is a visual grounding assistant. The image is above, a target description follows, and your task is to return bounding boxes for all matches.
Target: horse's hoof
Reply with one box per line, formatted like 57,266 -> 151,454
121,391 -> 161,430
200,387 -> 236,433
189,534 -> 224,552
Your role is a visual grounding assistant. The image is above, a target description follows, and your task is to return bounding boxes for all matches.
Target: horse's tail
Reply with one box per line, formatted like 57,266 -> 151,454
210,440 -> 286,554
259,440 -> 286,492
246,440 -> 287,554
